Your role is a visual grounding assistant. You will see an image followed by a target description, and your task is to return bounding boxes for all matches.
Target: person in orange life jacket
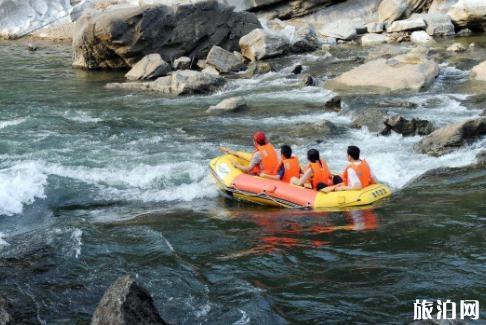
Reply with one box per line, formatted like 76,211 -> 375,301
291,149 -> 342,190
223,131 -> 280,175
321,145 -> 376,193
260,145 -> 301,182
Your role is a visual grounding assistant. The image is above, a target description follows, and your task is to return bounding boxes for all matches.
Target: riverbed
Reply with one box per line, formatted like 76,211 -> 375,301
0,39 -> 485,323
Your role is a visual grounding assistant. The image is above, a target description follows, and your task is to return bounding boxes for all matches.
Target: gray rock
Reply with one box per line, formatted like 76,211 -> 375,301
387,16 -> 426,32
206,45 -> 245,73
421,13 -> 455,36
361,33 -> 389,46
410,30 -> 436,45
72,2 -> 261,69
292,64 -> 303,74
381,115 -> 435,136
201,65 -> 220,76
351,107 -> 390,132
447,42 -> 467,52
106,70 -> 225,96
91,275 -> 166,325
207,96 -> 247,113
366,22 -> 385,33
448,0 -> 486,28
415,117 -> 486,156
291,25 -> 319,53
239,28 -> 289,61
172,56 -> 192,70
320,20 -> 357,40
125,54 -> 170,81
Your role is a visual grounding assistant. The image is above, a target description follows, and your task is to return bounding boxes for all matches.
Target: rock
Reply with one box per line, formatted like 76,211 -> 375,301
457,28 -> 472,35
378,99 -> 418,108
72,2 -> 261,69
253,0 -> 343,20
379,0 -> 408,23
476,150 -> 486,166
292,64 -> 303,74
429,0 -> 457,14
27,43 -> 38,51
207,96 -> 247,113
301,74 -> 317,86
414,117 -> 486,156
319,20 -> 357,40
387,16 -> 426,32
91,275 -> 166,325
420,13 -> 455,35
324,95 -> 342,111
447,42 -> 467,52
202,65 -> 220,76
233,51 -> 244,63
366,44 -> 408,60
197,59 -> 207,70
256,62 -> 273,74
448,0 -> 486,28
471,61 -> 486,81
366,22 -> 385,33
351,107 -> 390,132
327,48 -> 439,93
410,30 -> 436,44
106,70 -> 225,96
361,33 -> 389,46
239,28 -> 289,62
291,25 -> 319,53
173,56 -> 192,70
381,115 -> 435,136
125,54 -> 170,81
0,297 -> 13,325
206,45 -> 245,73
387,31 -> 410,42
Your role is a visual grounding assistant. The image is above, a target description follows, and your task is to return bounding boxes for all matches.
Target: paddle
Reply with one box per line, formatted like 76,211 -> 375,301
219,146 -> 250,161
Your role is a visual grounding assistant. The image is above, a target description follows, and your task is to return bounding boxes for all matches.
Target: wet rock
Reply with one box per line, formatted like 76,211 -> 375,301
292,64 -> 303,74
420,13 -> 455,36
378,99 -> 417,108
457,28 -> 472,35
106,70 -> 225,96
301,74 -> 317,86
0,297 -> 13,325
381,115 -> 435,136
256,62 -> 273,74
415,117 -> 486,156
255,0 -> 343,20
27,43 -> 38,51
319,20 -> 357,40
207,96 -> 247,113
125,54 -> 170,81
448,0 -> 486,28
361,33 -> 389,46
239,28 -> 289,62
291,25 -> 319,53
447,42 -> 467,52
378,0 -> 408,23
327,48 -> 439,93
72,1 -> 261,69
387,16 -> 426,32
410,30 -> 436,45
324,95 -> 342,111
202,65 -> 220,76
238,62 -> 273,78
91,275 -> 166,325
206,45 -> 245,74
351,107 -> 390,132
366,22 -> 385,33
197,59 -> 207,70
476,150 -> 486,166
470,61 -> 486,82
172,56 -> 192,70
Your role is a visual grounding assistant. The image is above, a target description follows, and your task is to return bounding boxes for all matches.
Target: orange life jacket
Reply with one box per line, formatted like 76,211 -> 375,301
342,160 -> 373,188
278,156 -> 301,183
309,160 -> 332,189
255,143 -> 279,175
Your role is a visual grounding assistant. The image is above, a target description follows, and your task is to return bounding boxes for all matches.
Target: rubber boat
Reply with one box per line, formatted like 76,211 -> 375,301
209,152 -> 392,210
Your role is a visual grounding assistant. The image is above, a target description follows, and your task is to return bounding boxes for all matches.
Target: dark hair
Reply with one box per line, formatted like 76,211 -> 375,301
307,149 -> 320,163
347,145 -> 360,160
281,145 -> 292,159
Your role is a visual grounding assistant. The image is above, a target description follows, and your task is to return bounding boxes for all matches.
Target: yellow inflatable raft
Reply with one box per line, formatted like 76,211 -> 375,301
209,152 -> 392,210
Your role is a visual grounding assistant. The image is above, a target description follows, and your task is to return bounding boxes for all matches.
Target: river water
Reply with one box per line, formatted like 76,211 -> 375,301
0,39 -> 485,324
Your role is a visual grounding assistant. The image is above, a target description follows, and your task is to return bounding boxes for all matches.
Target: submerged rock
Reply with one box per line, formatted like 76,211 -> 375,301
239,28 -> 289,62
207,96 -> 247,113
415,117 -> 486,156
381,115 -> 435,136
125,54 -> 170,81
447,42 -> 467,52
106,70 -> 225,96
471,61 -> 486,82
292,64 -> 303,74
0,297 -> 13,325
91,275 -> 166,325
72,1 -> 261,69
327,48 -> 439,93
172,56 -> 192,70
206,45 -> 245,73
351,107 -> 390,132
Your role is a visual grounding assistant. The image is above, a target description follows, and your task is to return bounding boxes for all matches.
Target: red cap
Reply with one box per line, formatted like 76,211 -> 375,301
253,131 -> 267,145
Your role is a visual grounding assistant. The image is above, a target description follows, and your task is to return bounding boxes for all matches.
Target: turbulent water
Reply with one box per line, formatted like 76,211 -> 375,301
0,39 -> 485,324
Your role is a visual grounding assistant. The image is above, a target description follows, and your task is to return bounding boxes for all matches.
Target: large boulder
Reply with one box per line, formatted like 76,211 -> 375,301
471,61 -> 486,81
91,275 -> 166,325
419,13 -> 455,35
125,54 -> 170,80
239,28 -> 289,61
72,1 -> 261,69
429,0 -> 457,14
415,118 -> 486,156
387,16 -> 426,32
448,0 -> 486,28
381,115 -> 435,136
106,70 -> 225,95
327,48 -> 439,93
206,46 -> 245,73
379,0 -> 408,23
